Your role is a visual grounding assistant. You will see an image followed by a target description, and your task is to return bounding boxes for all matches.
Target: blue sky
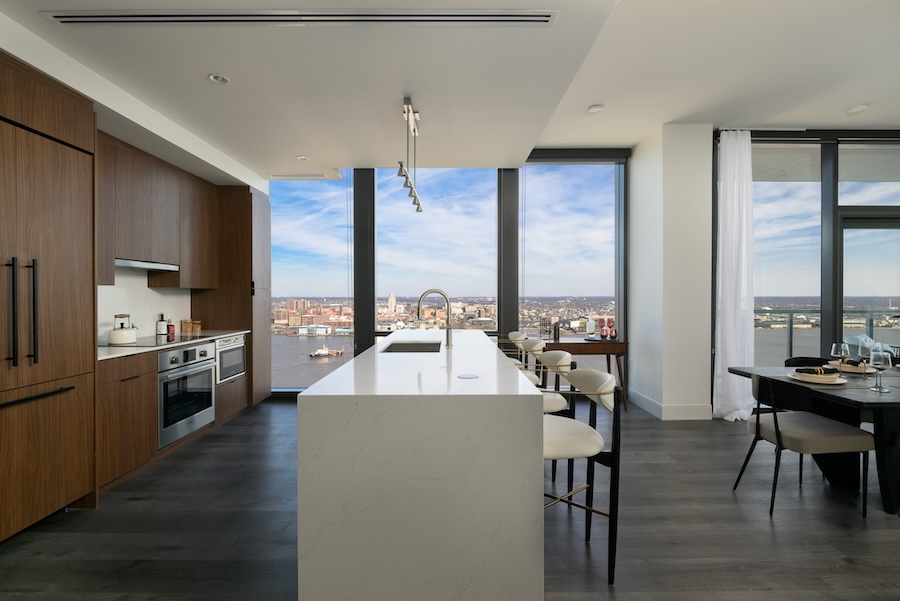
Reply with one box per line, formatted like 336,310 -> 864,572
754,181 -> 900,297
272,166 -> 898,300
269,165 -> 617,298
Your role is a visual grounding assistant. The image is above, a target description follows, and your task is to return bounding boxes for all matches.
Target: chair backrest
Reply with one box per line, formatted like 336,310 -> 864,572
566,368 -> 616,412
507,331 -> 527,350
784,356 -> 831,367
522,338 -> 545,357
537,350 -> 572,375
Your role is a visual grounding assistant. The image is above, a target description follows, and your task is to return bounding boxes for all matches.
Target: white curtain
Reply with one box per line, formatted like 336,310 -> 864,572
713,130 -> 755,421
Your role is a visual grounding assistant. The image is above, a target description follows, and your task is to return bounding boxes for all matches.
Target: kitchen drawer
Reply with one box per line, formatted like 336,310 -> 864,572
97,352 -> 157,385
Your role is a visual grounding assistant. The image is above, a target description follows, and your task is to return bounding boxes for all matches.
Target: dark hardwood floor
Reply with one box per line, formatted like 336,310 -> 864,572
2,397 -> 899,600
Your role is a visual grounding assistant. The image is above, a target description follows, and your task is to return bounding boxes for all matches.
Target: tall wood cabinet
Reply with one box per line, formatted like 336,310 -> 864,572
1,50 -> 96,542
0,121 -> 94,392
193,186 -> 272,405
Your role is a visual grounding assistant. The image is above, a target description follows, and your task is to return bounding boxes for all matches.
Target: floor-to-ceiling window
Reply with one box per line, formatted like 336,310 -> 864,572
751,144 -> 822,365
838,144 -> 900,354
268,173 -> 354,390
374,168 -> 498,333
518,161 -> 623,341
743,134 -> 900,365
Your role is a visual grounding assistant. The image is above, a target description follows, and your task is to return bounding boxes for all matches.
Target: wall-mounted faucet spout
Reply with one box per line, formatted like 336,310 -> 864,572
417,288 -> 452,349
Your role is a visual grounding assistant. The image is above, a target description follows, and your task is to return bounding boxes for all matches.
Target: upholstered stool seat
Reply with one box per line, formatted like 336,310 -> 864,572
542,391 -> 568,414
543,414 -> 604,459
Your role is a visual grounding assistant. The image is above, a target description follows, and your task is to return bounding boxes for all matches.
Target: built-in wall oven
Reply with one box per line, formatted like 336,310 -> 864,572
158,342 -> 216,449
216,334 -> 246,384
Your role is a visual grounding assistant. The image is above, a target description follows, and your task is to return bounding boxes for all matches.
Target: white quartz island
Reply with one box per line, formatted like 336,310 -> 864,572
298,329 -> 544,601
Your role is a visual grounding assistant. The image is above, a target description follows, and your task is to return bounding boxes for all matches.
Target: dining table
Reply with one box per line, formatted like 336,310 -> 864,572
729,364 -> 900,513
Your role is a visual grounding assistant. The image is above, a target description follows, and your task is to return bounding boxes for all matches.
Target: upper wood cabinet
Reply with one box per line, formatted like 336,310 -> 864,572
113,143 -> 180,266
97,133 -> 218,288
148,174 -> 219,289
0,51 -> 95,153
1,122 -> 94,392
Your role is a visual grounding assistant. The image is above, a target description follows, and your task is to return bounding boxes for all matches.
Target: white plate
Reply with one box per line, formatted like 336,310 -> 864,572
788,373 -> 847,385
826,360 -> 875,374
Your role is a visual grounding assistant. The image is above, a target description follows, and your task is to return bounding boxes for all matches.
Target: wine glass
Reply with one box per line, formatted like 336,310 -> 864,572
831,342 -> 850,376
870,348 -> 892,393
859,338 -> 874,380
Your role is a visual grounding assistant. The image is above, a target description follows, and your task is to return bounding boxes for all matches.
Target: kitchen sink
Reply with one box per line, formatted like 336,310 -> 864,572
381,341 -> 442,353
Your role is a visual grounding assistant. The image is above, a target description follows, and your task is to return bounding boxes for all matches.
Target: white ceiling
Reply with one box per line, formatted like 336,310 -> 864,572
1,0 -> 898,188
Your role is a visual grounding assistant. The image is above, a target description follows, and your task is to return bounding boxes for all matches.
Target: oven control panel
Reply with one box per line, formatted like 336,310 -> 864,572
158,342 -> 216,373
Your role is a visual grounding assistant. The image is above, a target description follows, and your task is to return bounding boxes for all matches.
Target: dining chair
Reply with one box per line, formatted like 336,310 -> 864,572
732,367 -> 875,517
543,368 -> 622,585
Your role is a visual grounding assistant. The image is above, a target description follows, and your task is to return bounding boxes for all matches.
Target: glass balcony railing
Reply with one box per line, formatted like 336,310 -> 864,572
754,308 -> 900,366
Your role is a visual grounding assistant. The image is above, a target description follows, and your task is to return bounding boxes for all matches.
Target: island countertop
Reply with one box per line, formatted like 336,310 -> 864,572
298,329 -> 544,601
301,328 -> 540,397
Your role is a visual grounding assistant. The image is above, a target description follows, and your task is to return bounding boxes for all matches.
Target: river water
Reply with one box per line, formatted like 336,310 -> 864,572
274,328 -> 900,389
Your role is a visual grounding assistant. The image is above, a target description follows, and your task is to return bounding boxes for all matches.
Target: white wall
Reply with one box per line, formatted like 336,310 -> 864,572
97,267 -> 191,343
628,124 -> 713,420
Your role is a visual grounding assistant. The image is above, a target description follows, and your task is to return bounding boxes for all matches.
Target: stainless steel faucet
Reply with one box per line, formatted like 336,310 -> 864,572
417,288 -> 452,349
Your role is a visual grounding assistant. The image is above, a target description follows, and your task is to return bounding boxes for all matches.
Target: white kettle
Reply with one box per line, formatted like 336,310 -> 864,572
107,313 -> 138,345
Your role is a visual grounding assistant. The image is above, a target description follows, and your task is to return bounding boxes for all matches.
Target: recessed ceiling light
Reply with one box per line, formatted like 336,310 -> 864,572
208,73 -> 230,84
296,155 -> 310,161
846,103 -> 869,115
586,104 -> 604,114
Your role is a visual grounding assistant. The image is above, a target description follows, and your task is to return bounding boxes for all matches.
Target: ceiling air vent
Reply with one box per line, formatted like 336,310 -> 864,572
42,9 -> 557,27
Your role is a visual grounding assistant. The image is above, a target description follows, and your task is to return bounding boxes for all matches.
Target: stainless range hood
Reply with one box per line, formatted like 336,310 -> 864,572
114,258 -> 179,272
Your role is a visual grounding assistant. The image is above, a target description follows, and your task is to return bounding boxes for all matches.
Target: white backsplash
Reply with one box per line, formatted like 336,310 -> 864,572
98,267 -> 192,342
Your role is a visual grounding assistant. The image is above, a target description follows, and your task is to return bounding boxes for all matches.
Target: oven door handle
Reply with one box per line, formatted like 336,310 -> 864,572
159,360 -> 215,382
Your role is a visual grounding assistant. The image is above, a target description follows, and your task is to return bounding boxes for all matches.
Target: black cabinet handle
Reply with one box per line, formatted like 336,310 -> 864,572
27,259 -> 38,364
120,375 -> 141,383
2,385 -> 75,410
5,256 -> 18,367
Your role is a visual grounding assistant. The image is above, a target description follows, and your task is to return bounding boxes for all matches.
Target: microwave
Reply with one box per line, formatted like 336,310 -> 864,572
216,334 -> 247,384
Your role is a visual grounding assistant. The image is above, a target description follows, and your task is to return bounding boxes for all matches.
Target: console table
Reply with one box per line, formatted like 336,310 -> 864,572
545,339 -> 628,408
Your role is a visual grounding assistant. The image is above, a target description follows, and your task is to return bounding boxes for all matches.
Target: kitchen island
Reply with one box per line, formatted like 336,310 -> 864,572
298,329 -> 544,601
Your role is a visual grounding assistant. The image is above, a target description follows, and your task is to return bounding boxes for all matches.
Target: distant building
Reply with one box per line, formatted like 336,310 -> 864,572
296,325 -> 332,336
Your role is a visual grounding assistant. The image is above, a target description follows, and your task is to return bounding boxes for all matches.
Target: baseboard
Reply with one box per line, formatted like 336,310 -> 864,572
627,388 -> 712,421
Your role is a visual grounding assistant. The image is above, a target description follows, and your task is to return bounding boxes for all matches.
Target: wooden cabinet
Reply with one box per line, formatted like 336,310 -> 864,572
193,187 -> 271,404
97,133 -> 219,288
215,375 -> 248,424
1,121 -> 94,392
113,142 -> 181,266
148,174 -> 219,289
0,50 -> 95,153
0,50 -> 97,544
0,373 -> 95,542
95,353 -> 158,487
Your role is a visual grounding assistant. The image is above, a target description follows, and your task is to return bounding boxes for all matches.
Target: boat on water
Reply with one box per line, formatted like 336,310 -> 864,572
310,344 -> 344,358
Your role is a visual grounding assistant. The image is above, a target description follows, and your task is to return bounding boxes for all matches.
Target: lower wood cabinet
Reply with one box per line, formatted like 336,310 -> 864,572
96,353 -> 157,487
215,375 -> 248,425
0,373 -> 95,542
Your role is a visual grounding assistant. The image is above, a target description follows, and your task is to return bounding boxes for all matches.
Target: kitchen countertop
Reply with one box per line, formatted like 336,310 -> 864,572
302,328 -> 540,397
97,329 -> 250,360
298,329 -> 543,601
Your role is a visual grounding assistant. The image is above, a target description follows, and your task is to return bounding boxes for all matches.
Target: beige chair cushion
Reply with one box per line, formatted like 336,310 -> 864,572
542,391 -> 567,414
749,411 -> 875,455
523,370 -> 540,385
543,414 -> 604,460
